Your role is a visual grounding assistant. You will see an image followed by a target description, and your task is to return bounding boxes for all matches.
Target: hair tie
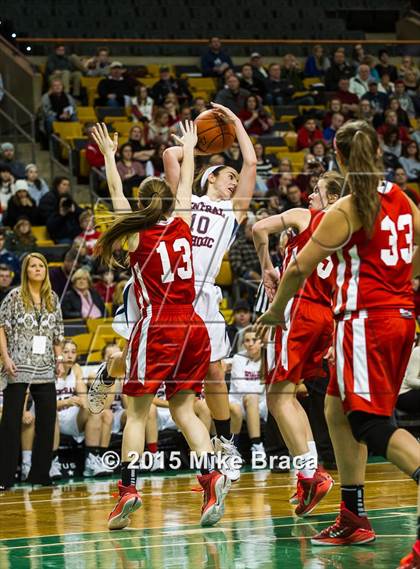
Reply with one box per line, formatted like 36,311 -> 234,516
200,165 -> 224,190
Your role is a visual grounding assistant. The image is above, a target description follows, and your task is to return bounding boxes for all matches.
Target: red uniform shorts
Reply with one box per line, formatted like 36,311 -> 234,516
267,297 -> 333,385
327,309 -> 415,416
123,305 -> 210,398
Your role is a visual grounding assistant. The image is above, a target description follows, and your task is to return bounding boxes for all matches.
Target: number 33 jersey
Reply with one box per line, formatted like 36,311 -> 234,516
129,217 -> 195,308
333,182 -> 414,315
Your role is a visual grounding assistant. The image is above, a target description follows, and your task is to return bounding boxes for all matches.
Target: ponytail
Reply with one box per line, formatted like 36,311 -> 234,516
94,177 -> 174,267
335,120 -> 382,236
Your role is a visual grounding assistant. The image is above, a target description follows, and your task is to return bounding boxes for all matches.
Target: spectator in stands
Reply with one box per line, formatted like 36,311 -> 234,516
240,63 -> 266,99
278,157 -> 292,172
304,44 -> 330,77
387,97 -> 411,129
363,54 -> 381,82
131,85 -> 154,122
223,141 -> 243,172
149,142 -> 168,177
398,55 -> 420,80
249,52 -> 269,81
25,164 -> 49,206
0,143 -> 26,179
229,219 -> 261,300
264,63 -> 295,106
267,172 -> 293,204
394,167 -> 419,204
150,66 -> 192,107
41,79 -> 77,135
0,228 -> 20,282
399,141 -> 420,182
97,62 -> 135,107
356,99 -> 376,126
333,78 -> 359,117
45,44 -> 82,98
85,47 -> 111,77
162,93 -> 180,126
3,181 -> 41,228
39,176 -> 72,223
283,184 -> 306,211
0,253 -> 64,489
77,210 -> 101,256
394,80 -> 416,119
227,300 -> 252,355
93,268 -> 116,305
282,54 -> 314,105
361,79 -> 388,114
61,268 -> 105,319
323,98 -> 343,128
201,37 -> 233,78
351,44 -> 367,68
349,64 -> 370,99
375,49 -> 398,82
116,143 -> 146,197
128,125 -> 154,161
297,117 -> 323,150
46,193 -> 84,245
294,155 -> 322,195
377,109 -> 411,143
311,140 -> 329,171
49,248 -> 79,298
148,110 -> 171,145
215,74 -> 249,115
191,97 -> 207,119
0,165 -> 16,212
324,49 -> 354,91
403,70 -> 419,97
323,111 -> 345,144
254,143 -> 276,183
0,265 -> 13,304
378,72 -> 395,96
5,217 -> 37,256
85,124 -> 105,170
239,95 -> 273,136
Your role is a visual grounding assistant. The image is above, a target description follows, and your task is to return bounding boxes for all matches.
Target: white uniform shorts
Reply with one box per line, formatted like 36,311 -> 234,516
58,407 -> 84,442
229,393 -> 268,421
112,408 -> 125,434
194,283 -> 230,363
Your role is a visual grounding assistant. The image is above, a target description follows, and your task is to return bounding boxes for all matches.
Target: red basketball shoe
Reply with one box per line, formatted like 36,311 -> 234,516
108,481 -> 142,530
311,502 -> 376,546
294,468 -> 334,517
198,471 -> 231,527
398,541 -> 420,569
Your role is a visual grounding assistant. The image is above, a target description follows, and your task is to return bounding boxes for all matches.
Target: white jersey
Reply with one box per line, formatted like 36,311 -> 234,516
230,352 -> 263,396
56,368 -> 77,404
191,194 -> 238,285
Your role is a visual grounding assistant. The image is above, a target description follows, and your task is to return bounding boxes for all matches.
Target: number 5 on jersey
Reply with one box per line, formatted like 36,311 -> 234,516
156,238 -> 193,283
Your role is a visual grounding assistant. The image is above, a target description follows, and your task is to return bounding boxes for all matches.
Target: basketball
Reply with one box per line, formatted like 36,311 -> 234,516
195,109 -> 236,154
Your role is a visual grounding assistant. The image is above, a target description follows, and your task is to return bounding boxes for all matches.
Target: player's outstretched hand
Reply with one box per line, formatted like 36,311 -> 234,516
210,101 -> 237,123
92,122 -> 118,156
254,308 -> 286,342
172,120 -> 197,149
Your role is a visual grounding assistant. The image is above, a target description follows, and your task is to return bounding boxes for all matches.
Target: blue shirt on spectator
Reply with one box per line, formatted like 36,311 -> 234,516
201,49 -> 233,77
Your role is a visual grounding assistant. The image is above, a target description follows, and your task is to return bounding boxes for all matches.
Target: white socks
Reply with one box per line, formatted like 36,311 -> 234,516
22,450 -> 32,465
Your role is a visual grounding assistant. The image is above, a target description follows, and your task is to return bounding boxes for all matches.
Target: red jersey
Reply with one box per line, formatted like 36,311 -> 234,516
333,182 -> 414,316
129,217 -> 195,309
282,209 -> 335,308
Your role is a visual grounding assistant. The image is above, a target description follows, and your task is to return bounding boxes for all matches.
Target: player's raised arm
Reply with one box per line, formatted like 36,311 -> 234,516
211,102 -> 257,223
172,120 -> 197,225
162,145 -> 183,195
91,123 -> 131,213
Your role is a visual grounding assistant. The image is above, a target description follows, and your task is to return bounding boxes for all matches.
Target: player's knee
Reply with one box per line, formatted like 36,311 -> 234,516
243,394 -> 258,407
101,409 -> 113,426
347,411 -> 397,458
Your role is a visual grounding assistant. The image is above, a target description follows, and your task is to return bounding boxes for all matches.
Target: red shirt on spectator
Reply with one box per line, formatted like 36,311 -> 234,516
86,141 -> 105,169
94,281 -> 116,304
238,110 -> 271,136
297,126 -> 323,150
77,227 -> 101,256
376,124 -> 411,143
333,90 -> 359,107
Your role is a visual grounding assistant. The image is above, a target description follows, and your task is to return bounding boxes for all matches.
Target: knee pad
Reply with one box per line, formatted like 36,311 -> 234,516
347,411 -> 397,458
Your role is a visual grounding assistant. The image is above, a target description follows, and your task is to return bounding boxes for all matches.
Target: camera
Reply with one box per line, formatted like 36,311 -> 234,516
61,196 -> 74,210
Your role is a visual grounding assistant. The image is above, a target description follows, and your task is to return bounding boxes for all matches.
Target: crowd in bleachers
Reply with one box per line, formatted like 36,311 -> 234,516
0,38 -> 420,485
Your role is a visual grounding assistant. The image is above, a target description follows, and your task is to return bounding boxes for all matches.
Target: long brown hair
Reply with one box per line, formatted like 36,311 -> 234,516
194,165 -> 238,196
21,252 -> 55,313
321,170 -> 345,200
95,177 -> 174,267
335,120 -> 382,235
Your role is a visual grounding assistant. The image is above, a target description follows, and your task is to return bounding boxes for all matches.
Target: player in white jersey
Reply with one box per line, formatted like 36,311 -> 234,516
163,102 -> 256,479
53,340 -> 114,478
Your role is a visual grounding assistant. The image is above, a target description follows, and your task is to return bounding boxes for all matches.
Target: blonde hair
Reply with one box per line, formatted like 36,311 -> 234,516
71,268 -> 92,286
20,253 -> 55,313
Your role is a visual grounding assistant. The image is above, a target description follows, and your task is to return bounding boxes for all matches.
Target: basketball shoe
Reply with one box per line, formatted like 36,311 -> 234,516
212,436 -> 242,482
108,481 -> 142,530
398,542 -> 420,569
49,456 -> 63,481
88,363 -> 115,414
311,502 -> 376,546
294,468 -> 334,517
198,471 -> 231,527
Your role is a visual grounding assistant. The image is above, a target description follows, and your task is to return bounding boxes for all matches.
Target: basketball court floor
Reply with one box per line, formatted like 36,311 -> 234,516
0,462 -> 416,568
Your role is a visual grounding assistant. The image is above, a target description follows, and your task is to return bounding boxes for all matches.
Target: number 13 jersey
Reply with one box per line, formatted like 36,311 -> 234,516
333,182 -> 414,316
129,217 -> 195,307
